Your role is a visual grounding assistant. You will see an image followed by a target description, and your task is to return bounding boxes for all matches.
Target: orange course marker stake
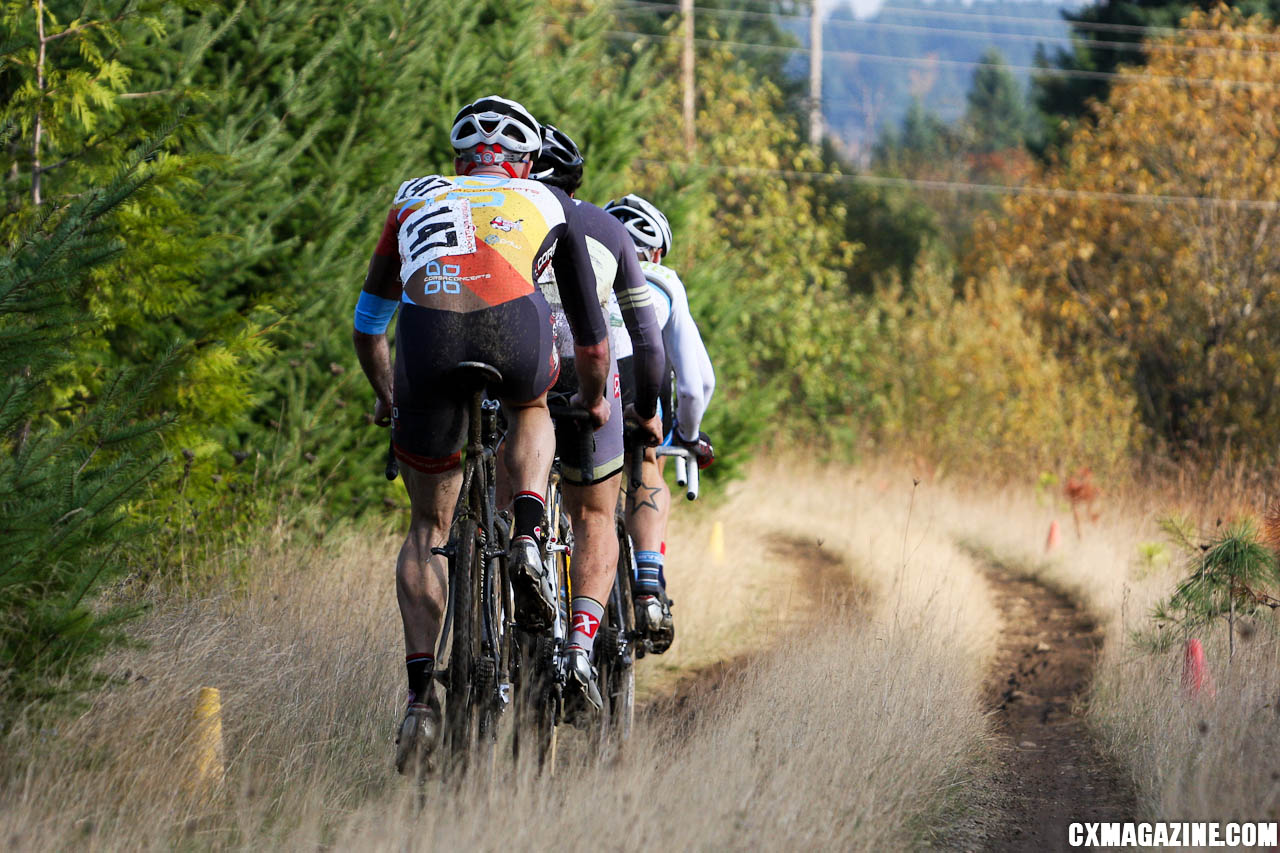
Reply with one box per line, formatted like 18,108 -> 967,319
1045,520 -> 1061,552
1182,638 -> 1215,698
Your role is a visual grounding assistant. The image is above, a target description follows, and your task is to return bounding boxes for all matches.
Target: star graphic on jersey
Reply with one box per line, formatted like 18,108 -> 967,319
629,483 -> 661,515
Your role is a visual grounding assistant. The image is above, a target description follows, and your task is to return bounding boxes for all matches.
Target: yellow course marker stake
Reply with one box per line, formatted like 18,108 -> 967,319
710,520 -> 725,564
192,687 -> 226,791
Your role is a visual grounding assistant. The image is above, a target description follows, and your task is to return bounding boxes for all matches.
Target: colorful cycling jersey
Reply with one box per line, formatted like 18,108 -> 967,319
640,261 -> 715,441
373,174 -> 607,346
538,200 -> 665,417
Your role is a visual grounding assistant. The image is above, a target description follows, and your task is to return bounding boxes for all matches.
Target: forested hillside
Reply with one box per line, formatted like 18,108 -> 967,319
818,0 -> 1074,150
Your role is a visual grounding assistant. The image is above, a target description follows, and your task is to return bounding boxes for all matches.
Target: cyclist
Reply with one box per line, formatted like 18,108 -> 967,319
604,193 -> 715,653
530,125 -> 665,719
351,95 -> 611,772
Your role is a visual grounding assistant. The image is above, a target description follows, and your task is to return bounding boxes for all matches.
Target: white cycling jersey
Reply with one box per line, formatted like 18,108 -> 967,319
640,261 -> 715,441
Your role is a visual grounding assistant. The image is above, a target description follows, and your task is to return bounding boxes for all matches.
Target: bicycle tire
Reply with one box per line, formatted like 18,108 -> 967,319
474,502 -> 508,776
598,525 -> 636,751
445,514 -> 478,767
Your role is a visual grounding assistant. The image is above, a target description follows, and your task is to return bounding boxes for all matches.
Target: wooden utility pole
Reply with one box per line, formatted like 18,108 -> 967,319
681,0 -> 695,152
809,0 -> 823,148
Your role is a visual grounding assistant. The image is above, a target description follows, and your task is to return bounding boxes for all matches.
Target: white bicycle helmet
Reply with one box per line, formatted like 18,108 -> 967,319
450,95 -> 542,166
604,193 -> 672,255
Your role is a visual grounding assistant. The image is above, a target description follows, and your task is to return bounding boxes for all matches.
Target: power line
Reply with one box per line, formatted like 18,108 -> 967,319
634,158 -> 1280,211
615,2 -> 1278,58
873,4 -> 1280,43
621,0 -> 1280,44
606,29 -> 1280,93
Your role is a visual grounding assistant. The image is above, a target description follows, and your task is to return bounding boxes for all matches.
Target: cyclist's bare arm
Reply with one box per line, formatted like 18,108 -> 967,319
353,210 -> 404,421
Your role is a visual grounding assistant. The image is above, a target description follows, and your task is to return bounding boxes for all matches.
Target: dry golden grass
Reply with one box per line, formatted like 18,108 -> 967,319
0,460 -> 1002,850
941,467 -> 1280,828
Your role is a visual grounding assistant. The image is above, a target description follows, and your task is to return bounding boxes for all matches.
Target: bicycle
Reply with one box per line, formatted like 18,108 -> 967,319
508,431 -> 573,771
513,399 -> 639,761
623,441 -> 700,660
392,361 -> 513,778
657,444 -> 700,501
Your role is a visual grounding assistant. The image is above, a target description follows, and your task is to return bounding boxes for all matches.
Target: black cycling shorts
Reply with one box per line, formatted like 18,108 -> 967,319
617,354 -> 674,440
553,355 -> 623,485
392,297 -> 559,469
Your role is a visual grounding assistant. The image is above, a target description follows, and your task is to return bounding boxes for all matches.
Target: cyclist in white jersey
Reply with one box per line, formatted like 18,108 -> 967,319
604,194 -> 715,651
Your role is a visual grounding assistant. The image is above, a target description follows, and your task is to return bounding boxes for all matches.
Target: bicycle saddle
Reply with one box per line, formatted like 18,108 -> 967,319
451,361 -> 503,389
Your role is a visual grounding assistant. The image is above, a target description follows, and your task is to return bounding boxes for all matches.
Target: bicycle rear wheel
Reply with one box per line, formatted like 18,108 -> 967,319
444,515 -> 479,768
512,483 -> 570,772
474,509 -> 509,776
597,527 -> 636,751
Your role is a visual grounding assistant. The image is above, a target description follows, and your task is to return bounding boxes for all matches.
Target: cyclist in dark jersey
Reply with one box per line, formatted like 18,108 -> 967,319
531,124 -> 664,719
351,96 -> 610,771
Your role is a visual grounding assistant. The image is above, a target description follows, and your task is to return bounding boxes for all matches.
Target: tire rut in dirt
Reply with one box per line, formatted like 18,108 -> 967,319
977,560 -> 1136,852
642,532 -> 866,739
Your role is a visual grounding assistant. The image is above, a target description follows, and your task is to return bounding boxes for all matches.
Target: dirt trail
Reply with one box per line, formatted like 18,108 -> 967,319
977,558 -> 1136,851
643,532 -> 866,734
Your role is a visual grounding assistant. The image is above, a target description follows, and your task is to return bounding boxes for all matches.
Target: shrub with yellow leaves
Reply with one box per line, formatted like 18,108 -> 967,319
975,7 -> 1280,460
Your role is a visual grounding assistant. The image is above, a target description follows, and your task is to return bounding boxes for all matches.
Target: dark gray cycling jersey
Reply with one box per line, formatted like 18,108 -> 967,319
572,200 -> 665,417
541,199 -> 665,418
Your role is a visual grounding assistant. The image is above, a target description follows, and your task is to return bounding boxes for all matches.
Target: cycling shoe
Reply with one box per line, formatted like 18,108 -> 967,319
394,693 -> 441,775
509,535 -> 556,630
635,593 -> 674,654
563,646 -> 602,727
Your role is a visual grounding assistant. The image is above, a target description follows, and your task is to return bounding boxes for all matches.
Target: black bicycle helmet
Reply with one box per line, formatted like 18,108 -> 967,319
532,124 -> 585,194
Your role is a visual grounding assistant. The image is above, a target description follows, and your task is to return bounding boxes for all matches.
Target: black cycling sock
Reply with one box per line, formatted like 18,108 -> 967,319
513,491 -> 545,540
406,653 -> 433,704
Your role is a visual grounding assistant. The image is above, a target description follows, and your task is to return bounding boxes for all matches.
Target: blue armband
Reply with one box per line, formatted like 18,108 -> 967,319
353,291 -> 399,334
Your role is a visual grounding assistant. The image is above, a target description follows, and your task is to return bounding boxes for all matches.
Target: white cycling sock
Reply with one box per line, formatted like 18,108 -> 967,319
568,596 -> 605,656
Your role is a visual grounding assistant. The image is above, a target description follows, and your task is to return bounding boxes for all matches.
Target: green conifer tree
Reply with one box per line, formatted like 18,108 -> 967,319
1,152 -> 175,725
964,48 -> 1034,153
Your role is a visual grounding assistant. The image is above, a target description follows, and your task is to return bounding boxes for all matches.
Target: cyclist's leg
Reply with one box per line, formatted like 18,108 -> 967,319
396,465 -> 462,660
627,447 -> 671,588
502,393 -> 555,516
555,352 -> 625,606
557,353 -> 625,716
390,304 -> 473,767
620,359 -> 675,648
625,359 -> 674,589
563,478 -> 622,604
487,294 -> 561,627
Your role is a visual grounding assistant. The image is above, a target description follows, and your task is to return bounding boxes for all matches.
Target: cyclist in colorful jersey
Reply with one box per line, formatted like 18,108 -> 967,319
350,96 -> 611,772
604,194 -> 715,653
530,125 -> 665,718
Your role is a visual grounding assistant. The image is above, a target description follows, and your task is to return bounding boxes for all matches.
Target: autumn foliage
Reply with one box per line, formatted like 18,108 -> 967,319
975,7 -> 1280,460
